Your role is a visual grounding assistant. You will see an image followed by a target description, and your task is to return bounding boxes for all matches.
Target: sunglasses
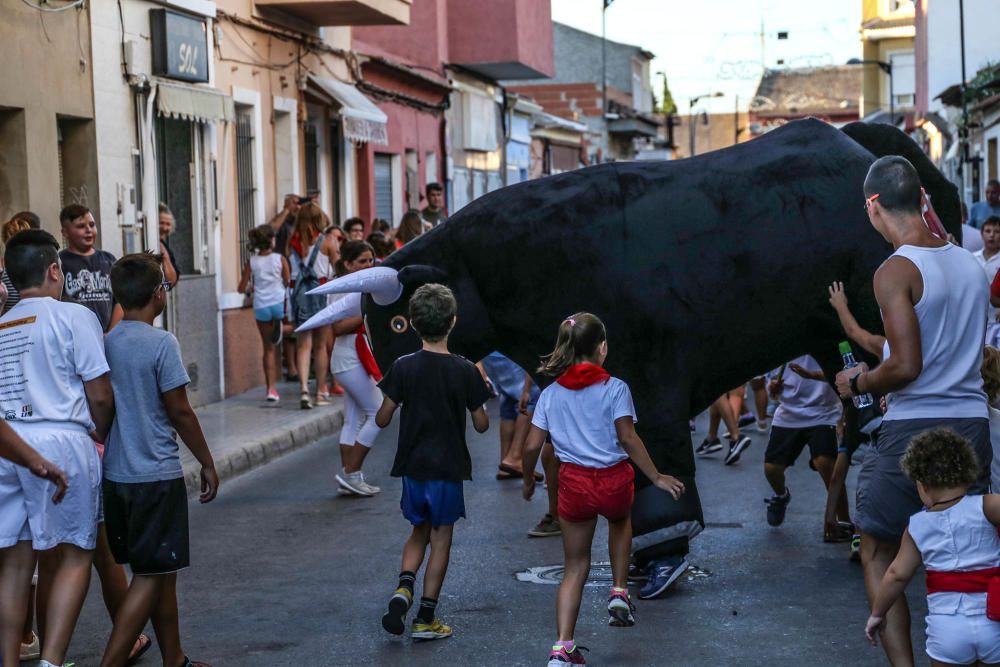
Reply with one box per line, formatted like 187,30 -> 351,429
865,193 -> 880,212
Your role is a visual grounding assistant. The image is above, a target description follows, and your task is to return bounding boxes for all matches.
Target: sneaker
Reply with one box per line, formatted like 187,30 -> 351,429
607,587 -> 635,627
314,392 -> 331,406
737,412 -> 755,428
695,438 -> 723,456
850,534 -> 862,563
20,631 -> 40,661
265,389 -> 280,403
547,644 -> 588,665
528,514 -> 562,537
411,617 -> 453,641
330,384 -> 345,395
337,486 -> 355,496
299,392 -> 312,410
723,436 -> 751,465
764,489 -> 791,526
638,555 -> 689,599
357,472 -> 381,494
756,418 -> 769,433
381,587 -> 413,635
336,471 -> 374,497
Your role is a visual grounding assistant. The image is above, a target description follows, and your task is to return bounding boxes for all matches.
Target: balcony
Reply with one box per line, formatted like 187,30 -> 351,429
446,0 -> 553,80
255,0 -> 411,27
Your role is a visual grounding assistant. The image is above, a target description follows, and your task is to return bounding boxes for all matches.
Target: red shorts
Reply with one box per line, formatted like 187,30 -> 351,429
557,460 -> 635,523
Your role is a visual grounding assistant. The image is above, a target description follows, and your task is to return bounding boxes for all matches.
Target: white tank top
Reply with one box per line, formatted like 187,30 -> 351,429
250,253 -> 285,309
908,495 -> 1000,615
884,244 -> 988,421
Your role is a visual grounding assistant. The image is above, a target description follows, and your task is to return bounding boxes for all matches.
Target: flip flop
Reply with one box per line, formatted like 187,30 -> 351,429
496,468 -> 515,480
127,633 -> 152,665
498,463 -> 544,481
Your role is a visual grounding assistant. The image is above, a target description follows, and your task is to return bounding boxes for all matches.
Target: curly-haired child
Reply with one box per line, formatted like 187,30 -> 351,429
865,428 -> 1000,665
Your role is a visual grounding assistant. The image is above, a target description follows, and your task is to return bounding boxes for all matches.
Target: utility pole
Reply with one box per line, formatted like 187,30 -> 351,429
959,0 -> 969,188
734,94 -> 740,144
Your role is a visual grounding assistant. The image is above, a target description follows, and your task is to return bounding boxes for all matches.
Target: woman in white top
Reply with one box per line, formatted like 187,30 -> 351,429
285,204 -> 338,409
329,240 -> 383,497
866,428 -> 1000,666
238,225 -> 290,402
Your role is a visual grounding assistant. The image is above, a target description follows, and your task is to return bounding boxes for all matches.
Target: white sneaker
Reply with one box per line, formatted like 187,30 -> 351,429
336,471 -> 374,496
358,472 -> 381,494
20,631 -> 40,661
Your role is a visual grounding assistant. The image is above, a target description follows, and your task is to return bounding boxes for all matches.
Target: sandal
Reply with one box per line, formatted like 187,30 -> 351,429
497,463 -> 544,481
127,633 -> 152,664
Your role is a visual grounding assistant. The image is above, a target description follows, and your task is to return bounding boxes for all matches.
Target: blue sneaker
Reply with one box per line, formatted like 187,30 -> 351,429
638,555 -> 689,600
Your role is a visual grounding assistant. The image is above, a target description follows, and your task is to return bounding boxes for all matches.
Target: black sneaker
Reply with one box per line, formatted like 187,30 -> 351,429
737,412 -> 756,428
764,489 -> 791,526
381,587 -> 413,635
723,436 -> 751,465
695,438 -> 723,456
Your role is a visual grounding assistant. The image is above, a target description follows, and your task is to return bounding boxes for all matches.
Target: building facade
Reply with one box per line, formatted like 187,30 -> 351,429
749,66 -> 862,137
859,0 -> 916,122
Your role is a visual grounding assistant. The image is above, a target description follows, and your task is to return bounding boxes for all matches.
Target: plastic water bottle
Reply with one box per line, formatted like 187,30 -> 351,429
839,341 -> 882,433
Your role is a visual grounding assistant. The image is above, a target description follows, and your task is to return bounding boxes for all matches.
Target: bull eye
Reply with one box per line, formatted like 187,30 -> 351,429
390,315 -> 409,334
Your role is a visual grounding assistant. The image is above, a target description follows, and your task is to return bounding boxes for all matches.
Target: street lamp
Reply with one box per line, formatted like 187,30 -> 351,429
847,57 -> 895,127
689,91 -> 723,157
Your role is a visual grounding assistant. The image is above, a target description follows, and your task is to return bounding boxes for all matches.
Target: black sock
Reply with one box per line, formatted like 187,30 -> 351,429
397,571 -> 416,594
417,597 -> 437,623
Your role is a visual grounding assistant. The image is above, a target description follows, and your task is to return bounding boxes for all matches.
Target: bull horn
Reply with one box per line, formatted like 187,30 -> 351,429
294,293 -> 362,333
306,266 -> 403,305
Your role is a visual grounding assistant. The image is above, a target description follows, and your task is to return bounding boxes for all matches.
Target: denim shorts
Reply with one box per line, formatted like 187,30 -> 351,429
481,353 -> 539,419
400,477 -> 465,527
254,302 -> 284,322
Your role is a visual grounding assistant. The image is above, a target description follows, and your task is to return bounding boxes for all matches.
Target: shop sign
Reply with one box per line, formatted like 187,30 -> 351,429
150,9 -> 209,84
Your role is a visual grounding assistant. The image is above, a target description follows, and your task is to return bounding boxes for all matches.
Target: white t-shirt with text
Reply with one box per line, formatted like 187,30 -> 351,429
0,297 -> 109,433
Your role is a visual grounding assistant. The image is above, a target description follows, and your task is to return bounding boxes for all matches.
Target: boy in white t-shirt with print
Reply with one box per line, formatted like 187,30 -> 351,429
763,355 -> 850,534
0,230 -> 115,667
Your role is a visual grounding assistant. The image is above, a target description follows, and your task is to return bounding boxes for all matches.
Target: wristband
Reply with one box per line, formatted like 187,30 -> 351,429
850,372 -> 863,396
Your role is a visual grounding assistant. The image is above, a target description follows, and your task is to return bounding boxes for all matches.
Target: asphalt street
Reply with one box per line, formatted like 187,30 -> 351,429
66,402 -> 925,666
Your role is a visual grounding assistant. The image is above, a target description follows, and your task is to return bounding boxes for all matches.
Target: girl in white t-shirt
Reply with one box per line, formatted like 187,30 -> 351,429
238,225 -> 290,403
866,428 -> 1000,666
521,312 -> 685,667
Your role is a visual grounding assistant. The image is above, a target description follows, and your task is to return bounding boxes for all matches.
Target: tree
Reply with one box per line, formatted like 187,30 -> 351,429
660,74 -> 677,115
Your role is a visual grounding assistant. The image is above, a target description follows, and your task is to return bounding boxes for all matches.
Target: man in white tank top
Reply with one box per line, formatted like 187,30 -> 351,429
834,155 -> 991,667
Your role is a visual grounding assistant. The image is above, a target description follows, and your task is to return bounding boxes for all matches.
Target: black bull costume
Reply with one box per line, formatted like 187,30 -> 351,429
299,117 -> 961,559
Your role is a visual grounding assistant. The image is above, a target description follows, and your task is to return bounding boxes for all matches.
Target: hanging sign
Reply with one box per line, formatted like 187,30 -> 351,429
150,9 -> 209,84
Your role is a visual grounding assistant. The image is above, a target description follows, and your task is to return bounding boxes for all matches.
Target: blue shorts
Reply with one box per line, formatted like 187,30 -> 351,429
254,302 -> 284,322
400,478 -> 465,527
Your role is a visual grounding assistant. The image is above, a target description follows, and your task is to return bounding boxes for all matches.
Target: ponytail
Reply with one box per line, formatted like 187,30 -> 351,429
537,312 -> 607,376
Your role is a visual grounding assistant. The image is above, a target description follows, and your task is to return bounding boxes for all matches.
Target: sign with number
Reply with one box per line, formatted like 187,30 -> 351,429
150,9 -> 209,84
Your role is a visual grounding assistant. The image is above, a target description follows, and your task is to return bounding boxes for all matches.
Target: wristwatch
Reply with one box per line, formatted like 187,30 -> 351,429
850,372 -> 863,396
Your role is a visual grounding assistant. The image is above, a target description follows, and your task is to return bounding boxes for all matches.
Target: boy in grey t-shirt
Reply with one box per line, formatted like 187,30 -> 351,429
101,253 -> 218,667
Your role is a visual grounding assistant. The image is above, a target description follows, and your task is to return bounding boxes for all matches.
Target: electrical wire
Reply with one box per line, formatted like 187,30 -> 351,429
20,0 -> 84,12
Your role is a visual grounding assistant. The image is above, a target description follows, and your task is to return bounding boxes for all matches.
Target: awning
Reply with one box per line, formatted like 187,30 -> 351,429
308,75 -> 389,145
156,81 -> 234,123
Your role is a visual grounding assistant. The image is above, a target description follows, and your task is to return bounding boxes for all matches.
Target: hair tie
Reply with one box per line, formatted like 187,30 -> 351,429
566,318 -> 576,327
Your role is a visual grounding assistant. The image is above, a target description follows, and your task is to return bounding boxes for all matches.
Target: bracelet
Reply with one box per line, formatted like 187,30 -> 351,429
850,372 -> 863,396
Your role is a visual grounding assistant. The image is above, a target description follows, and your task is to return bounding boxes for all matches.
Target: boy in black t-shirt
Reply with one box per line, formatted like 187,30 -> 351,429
58,204 -> 122,331
375,284 -> 490,641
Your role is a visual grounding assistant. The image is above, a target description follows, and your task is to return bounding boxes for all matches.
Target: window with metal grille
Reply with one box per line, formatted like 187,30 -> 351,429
235,106 -> 256,266
304,121 -> 320,198
374,154 -> 393,222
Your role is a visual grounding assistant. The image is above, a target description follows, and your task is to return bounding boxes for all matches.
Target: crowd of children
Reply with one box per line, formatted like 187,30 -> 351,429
0,214 -> 217,667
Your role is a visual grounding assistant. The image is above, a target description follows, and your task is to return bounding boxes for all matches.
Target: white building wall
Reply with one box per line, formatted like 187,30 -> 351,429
926,0 -> 995,114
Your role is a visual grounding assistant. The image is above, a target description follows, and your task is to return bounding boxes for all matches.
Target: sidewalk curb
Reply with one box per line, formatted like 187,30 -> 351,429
181,405 -> 345,496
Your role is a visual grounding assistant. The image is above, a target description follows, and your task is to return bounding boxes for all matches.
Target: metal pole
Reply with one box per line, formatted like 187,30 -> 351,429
888,60 -> 895,126
734,95 -> 739,144
689,100 -> 696,157
959,0 -> 969,180
601,5 -> 607,122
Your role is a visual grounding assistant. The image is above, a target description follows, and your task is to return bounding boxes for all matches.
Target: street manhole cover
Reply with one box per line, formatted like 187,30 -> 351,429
516,562 -> 712,586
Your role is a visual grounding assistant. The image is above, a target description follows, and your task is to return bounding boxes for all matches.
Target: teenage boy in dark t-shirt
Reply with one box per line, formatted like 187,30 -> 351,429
58,205 -> 122,331
375,284 -> 490,641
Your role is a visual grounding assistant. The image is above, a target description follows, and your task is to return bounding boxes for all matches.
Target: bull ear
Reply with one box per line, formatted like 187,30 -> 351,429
398,264 -> 448,287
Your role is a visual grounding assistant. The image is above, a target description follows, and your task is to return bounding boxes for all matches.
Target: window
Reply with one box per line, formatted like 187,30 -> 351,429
235,105 -> 256,266
888,51 -> 916,109
405,149 -> 419,209
888,0 -> 914,13
462,91 -> 498,152
374,153 -> 394,222
424,152 -> 437,186
272,97 -> 299,205
304,120 -> 320,199
989,138 -> 998,182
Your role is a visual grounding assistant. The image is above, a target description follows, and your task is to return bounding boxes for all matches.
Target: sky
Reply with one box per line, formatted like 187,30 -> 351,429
550,0 -> 863,114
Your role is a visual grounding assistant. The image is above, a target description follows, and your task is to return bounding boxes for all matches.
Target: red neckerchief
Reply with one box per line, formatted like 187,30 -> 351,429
556,363 -> 611,390
355,323 -> 382,381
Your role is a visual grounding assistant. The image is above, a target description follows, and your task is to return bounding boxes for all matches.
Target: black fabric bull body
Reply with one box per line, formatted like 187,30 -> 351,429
317,118 -> 960,555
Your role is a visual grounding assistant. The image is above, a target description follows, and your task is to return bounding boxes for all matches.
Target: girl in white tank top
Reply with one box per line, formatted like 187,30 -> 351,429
866,428 -> 1000,665
238,225 -> 290,402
